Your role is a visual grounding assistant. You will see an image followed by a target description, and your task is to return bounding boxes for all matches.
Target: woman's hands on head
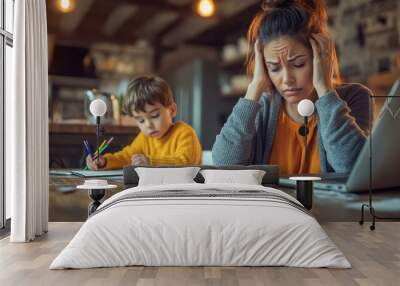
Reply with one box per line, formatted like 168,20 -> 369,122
309,33 -> 334,97
245,33 -> 335,102
245,39 -> 274,102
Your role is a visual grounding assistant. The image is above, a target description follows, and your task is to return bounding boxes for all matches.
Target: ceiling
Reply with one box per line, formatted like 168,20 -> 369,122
46,0 -> 261,48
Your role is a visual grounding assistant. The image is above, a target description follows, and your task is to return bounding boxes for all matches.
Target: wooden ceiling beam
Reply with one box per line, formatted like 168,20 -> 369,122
157,16 -> 186,40
50,31 -> 128,48
119,0 -> 191,13
75,0 -> 117,39
115,6 -> 156,44
154,2 -> 193,46
186,3 -> 260,47
115,2 -> 191,43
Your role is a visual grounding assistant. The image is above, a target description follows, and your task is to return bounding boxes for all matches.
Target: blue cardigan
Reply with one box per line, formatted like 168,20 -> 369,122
212,83 -> 372,173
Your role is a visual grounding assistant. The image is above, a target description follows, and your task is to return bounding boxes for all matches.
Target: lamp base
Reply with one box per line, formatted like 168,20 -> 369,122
289,176 -> 320,210
88,188 -> 105,216
296,180 -> 313,210
359,204 -> 376,230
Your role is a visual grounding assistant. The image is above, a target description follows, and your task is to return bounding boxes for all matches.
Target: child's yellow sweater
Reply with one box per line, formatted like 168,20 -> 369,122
103,121 -> 202,169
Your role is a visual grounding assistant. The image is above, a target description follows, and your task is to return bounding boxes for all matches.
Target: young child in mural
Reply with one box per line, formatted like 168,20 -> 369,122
86,75 -> 202,170
212,0 -> 373,174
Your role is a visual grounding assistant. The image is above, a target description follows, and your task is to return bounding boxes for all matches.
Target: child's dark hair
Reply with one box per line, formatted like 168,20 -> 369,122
123,75 -> 174,115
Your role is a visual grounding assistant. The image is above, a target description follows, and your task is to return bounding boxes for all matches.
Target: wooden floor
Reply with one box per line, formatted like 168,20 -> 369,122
1,222 -> 399,286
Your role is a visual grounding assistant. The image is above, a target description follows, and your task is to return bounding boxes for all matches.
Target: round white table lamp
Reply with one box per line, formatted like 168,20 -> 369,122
297,99 -> 315,169
297,99 -> 314,117
89,99 -> 107,117
89,99 -> 107,167
294,99 -> 317,210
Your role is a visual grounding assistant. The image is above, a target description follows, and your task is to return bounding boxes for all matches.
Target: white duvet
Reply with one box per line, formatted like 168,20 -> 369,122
50,183 -> 351,269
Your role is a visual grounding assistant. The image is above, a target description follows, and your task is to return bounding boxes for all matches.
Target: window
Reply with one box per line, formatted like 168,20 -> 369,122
1,0 -> 14,230
5,0 -> 13,33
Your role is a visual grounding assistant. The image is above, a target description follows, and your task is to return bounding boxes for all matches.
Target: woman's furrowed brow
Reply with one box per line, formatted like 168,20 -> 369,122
288,55 -> 306,61
266,55 -> 306,65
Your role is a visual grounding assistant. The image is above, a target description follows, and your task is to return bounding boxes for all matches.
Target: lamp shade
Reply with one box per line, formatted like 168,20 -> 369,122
297,99 -> 315,117
196,0 -> 216,18
89,99 -> 107,117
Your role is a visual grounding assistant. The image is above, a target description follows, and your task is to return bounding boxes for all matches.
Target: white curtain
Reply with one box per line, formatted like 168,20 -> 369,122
8,0 -> 49,242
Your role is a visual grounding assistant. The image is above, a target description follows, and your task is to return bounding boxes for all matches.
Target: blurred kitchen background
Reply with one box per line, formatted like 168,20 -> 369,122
47,0 -> 400,169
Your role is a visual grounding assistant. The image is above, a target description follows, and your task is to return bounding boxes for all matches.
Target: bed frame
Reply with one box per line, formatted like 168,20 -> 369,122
123,165 -> 280,189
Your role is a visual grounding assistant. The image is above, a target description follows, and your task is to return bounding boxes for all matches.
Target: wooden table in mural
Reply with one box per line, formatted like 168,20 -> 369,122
49,172 -> 400,222
49,173 -> 125,222
280,186 -> 400,222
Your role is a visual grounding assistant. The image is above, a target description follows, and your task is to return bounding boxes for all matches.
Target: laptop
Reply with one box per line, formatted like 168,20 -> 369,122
279,79 -> 400,192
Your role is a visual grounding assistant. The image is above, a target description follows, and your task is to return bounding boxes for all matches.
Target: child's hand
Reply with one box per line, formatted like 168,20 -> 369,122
86,155 -> 106,170
131,154 -> 150,166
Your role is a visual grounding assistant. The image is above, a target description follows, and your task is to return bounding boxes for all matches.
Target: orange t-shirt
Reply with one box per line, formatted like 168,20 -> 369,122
269,108 -> 321,175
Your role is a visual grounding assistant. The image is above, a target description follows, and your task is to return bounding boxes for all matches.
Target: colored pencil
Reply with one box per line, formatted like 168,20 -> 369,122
92,137 -> 114,159
93,139 -> 107,157
86,140 -> 94,158
83,140 -> 92,159
84,137 -> 114,169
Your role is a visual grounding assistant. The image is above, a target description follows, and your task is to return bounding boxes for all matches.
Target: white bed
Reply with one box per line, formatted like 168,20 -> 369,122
50,183 -> 351,269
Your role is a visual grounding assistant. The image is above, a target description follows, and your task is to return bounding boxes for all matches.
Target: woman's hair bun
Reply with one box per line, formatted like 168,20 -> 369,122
261,0 -> 296,11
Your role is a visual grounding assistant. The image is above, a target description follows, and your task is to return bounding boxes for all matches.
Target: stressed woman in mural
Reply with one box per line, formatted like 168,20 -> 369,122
212,0 -> 372,174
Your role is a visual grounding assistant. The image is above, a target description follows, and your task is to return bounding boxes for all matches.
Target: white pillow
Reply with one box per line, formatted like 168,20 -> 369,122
135,167 -> 201,186
200,169 -> 266,185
